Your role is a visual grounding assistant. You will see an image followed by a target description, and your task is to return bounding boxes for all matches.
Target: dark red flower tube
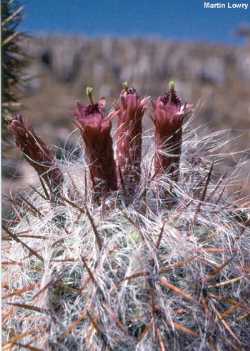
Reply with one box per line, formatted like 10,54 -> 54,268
74,88 -> 117,198
152,82 -> 192,181
115,83 -> 150,199
9,114 -> 63,198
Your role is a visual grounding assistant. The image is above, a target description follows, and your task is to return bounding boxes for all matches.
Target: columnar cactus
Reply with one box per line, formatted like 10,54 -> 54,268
153,82 -> 192,181
2,0 -> 27,137
115,83 -> 149,202
9,113 -> 63,199
74,87 -> 117,200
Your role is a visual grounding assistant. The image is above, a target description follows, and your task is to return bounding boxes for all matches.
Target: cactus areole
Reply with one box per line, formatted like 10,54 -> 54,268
153,84 -> 192,180
74,92 -> 117,197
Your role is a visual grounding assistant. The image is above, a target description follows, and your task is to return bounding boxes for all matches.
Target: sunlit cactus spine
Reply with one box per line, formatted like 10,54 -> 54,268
3,82 -> 250,351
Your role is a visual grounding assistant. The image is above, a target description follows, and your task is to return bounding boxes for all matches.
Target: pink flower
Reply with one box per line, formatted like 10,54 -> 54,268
153,83 -> 192,181
115,84 -> 150,201
74,89 -> 117,198
9,114 -> 63,198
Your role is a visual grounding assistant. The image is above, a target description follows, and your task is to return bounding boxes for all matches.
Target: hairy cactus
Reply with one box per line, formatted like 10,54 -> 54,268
3,84 -> 250,351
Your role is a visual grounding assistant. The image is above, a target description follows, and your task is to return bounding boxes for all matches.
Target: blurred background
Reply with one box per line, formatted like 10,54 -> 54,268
2,0 -> 250,215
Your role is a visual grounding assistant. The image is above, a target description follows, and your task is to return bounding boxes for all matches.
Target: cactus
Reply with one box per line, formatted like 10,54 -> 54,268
2,83 -> 250,350
1,0 -> 27,135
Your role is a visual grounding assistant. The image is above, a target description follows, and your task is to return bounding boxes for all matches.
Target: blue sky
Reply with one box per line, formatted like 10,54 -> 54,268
20,0 -> 250,44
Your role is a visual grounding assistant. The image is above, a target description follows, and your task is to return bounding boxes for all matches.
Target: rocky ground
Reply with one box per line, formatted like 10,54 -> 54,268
3,35 -> 250,215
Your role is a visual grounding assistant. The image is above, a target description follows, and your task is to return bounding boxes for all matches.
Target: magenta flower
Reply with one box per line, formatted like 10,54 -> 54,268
153,83 -> 192,181
74,88 -> 117,198
9,114 -> 63,198
115,84 -> 150,200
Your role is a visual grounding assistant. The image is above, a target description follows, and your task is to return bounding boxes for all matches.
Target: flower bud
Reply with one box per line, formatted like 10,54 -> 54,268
153,83 -> 192,181
115,84 -> 150,202
74,91 -> 117,199
9,114 -> 63,198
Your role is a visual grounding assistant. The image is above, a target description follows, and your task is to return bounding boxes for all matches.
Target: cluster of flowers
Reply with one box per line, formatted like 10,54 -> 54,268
9,82 -> 192,204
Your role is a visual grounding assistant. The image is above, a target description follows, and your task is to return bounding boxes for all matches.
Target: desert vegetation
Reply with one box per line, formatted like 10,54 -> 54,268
2,82 -> 250,350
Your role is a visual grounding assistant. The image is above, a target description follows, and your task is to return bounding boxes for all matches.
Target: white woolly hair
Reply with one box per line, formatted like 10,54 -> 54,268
2,112 -> 250,351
